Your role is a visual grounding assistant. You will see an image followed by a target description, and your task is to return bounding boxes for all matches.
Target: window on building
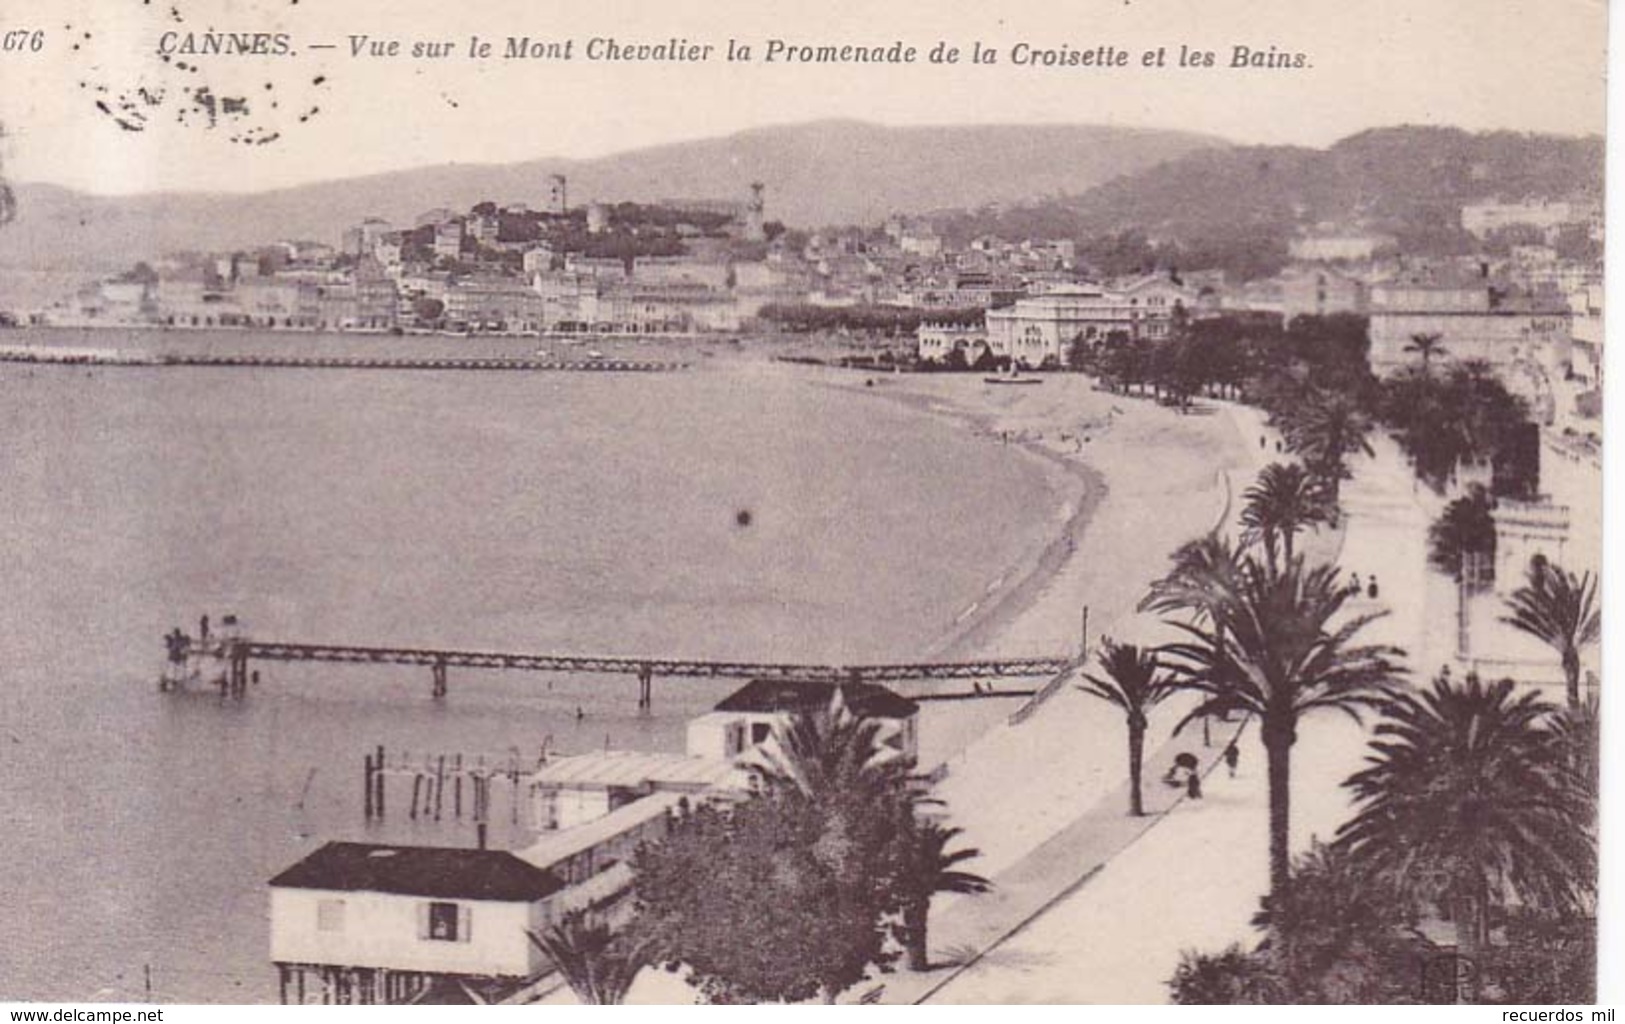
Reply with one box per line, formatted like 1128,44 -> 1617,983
422,901 -> 471,943
316,899 -> 346,933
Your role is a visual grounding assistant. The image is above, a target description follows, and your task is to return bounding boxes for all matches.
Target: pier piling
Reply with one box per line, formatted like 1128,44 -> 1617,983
636,664 -> 653,712
433,755 -> 446,821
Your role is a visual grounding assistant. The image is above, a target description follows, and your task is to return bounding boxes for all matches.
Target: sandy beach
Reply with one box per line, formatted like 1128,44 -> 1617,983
807,368 -> 1259,865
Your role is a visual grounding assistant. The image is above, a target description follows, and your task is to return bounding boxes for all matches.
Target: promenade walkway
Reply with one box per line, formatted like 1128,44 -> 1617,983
876,404 -> 1430,1003
865,709 -> 1248,1004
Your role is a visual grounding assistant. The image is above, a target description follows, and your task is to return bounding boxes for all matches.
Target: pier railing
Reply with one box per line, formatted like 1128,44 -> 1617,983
172,635 -> 1079,702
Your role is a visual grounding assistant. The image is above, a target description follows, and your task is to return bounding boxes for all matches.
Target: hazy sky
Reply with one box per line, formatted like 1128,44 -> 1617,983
0,0 -> 1607,195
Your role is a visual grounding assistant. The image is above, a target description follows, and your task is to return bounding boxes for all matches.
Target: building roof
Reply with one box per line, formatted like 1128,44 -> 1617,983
531,750 -> 746,791
714,679 -> 918,719
268,842 -> 565,902
515,791 -> 686,872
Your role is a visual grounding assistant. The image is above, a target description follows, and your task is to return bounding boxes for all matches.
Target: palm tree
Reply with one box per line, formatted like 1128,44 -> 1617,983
1279,391 -> 1375,504
753,688 -> 931,885
1240,463 -> 1335,569
1335,673 -> 1593,999
527,915 -> 652,1005
1140,532 -> 1250,740
890,821 -> 992,971
1138,531 -> 1247,625
1548,695 -> 1599,808
1156,554 -> 1405,945
1500,559 -> 1600,709
753,688 -> 917,804
1079,639 -> 1177,816
1403,332 -> 1447,375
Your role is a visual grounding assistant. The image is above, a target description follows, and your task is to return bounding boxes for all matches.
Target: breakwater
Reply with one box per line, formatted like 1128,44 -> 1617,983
0,346 -> 687,372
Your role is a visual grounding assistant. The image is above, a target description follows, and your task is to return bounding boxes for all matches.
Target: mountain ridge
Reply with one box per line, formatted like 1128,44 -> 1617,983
0,120 -> 1224,275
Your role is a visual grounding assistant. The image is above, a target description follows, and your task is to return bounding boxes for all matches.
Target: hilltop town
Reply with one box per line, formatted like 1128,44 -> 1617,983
28,138 -> 1603,446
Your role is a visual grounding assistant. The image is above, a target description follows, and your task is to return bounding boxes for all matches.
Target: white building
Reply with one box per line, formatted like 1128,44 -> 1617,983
1288,232 -> 1394,263
1461,199 -> 1598,239
527,750 -> 747,832
268,842 -> 567,1004
1366,278 -> 1573,423
434,221 -> 465,260
686,679 -> 920,765
982,283 -> 1186,367
916,321 -> 988,363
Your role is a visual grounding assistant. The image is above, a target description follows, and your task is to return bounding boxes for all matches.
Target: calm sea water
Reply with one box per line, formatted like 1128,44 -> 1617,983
0,334 -> 1059,1002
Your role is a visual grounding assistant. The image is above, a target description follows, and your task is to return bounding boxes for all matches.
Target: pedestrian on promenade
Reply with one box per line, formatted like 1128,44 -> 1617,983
1368,576 -> 1380,599
1187,771 -> 1203,800
1223,743 -> 1239,777
1349,573 -> 1362,597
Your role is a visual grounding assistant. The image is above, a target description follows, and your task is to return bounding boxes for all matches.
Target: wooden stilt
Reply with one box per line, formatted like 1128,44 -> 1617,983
364,753 -> 375,820
431,659 -> 448,698
410,773 -> 422,820
375,745 -> 386,818
434,755 -> 445,821
454,754 -> 463,818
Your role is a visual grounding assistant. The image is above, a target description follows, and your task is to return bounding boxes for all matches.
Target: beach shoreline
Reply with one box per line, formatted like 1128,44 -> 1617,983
803,365 -> 1258,771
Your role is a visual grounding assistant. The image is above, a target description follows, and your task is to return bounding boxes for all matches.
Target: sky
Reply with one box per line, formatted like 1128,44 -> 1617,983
0,0 -> 1607,195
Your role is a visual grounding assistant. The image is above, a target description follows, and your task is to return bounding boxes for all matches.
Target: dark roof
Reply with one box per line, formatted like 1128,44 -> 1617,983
715,679 -> 918,719
269,842 -> 565,902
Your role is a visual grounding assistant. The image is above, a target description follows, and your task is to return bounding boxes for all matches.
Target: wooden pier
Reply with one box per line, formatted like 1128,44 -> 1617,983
226,638 -> 1073,699
167,634 -> 1079,706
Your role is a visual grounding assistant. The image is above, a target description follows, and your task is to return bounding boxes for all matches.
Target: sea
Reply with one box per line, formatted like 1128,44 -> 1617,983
0,329 -> 1063,1003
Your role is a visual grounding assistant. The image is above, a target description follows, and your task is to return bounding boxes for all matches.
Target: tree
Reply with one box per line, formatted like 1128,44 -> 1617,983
637,692 -> 990,1001
1156,554 -> 1405,950
1079,639 -> 1177,816
1139,531 -> 1247,626
1336,673 -> 1594,999
1500,559 -> 1600,709
1250,842 -> 1431,1003
1427,485 -> 1497,585
1240,462 -> 1335,568
527,914 -> 652,1005
1403,332 -> 1447,375
888,820 -> 991,971
1168,945 -> 1287,1004
753,689 -> 916,808
633,794 -> 894,1003
1278,391 -> 1375,503
1169,842 -> 1433,1004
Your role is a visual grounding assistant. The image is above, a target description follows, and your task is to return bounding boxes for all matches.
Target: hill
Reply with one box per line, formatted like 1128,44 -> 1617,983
933,126 -> 1605,279
0,120 -> 1221,283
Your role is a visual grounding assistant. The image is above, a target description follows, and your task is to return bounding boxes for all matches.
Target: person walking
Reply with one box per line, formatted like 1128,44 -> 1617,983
1223,743 -> 1240,778
1186,771 -> 1203,800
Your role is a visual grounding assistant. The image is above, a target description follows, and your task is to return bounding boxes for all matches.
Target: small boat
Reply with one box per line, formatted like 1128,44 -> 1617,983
986,363 -> 1043,386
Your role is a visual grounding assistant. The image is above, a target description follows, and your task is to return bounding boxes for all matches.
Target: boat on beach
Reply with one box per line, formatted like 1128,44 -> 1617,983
985,364 -> 1043,385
